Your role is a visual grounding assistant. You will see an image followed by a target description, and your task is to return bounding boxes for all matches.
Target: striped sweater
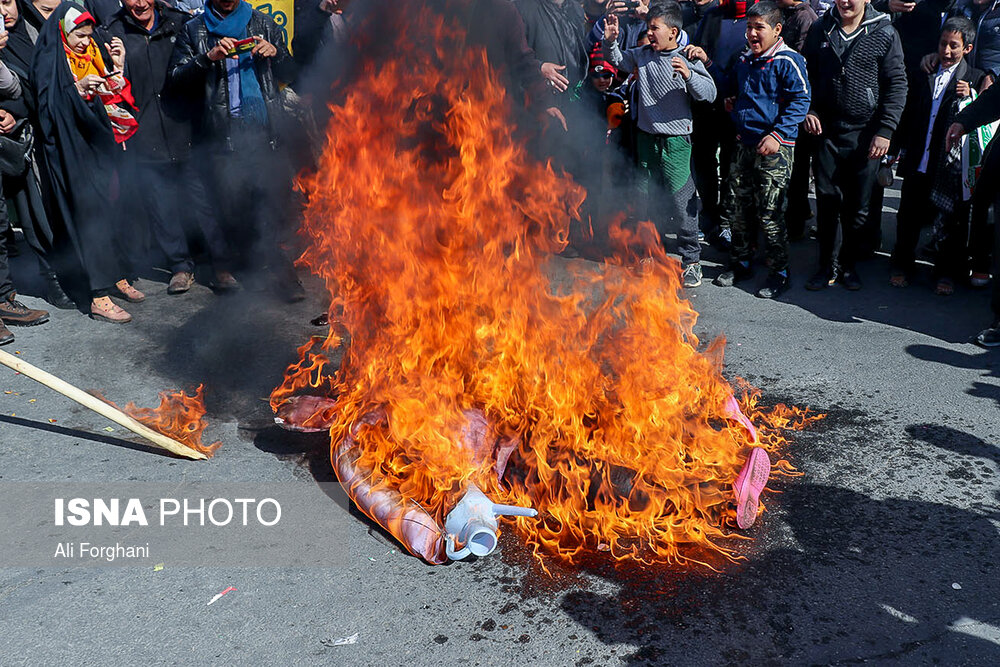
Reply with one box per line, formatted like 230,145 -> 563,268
606,42 -> 717,136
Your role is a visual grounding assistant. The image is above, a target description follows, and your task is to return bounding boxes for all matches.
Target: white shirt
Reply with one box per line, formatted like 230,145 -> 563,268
918,63 -> 960,174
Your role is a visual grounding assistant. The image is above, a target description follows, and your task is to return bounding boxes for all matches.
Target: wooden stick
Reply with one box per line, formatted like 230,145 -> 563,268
0,349 -> 208,460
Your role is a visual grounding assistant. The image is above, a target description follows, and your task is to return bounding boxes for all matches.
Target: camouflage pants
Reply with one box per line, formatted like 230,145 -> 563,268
728,143 -> 793,274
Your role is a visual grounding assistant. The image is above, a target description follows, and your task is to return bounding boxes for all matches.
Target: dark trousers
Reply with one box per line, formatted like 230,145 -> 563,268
891,171 -> 969,280
992,190 -> 1000,320
728,143 -> 793,275
125,160 -> 230,274
635,130 -> 700,265
692,103 -> 735,233
969,194 -> 993,274
201,129 -> 296,275
786,131 -> 817,237
814,129 -> 880,271
0,178 -> 12,300
7,167 -> 55,279
891,172 -> 932,274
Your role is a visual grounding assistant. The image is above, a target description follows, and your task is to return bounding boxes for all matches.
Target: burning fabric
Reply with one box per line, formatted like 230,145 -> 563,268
272,3 -> 817,567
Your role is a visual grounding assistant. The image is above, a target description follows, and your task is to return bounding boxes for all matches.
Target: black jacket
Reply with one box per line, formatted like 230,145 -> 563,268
896,58 -> 986,177
166,6 -> 298,147
954,73 -> 1000,187
106,2 -> 193,161
802,5 -> 907,138
513,0 -> 589,99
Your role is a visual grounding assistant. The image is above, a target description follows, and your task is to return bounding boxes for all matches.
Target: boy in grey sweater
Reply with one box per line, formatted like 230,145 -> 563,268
604,1 -> 716,286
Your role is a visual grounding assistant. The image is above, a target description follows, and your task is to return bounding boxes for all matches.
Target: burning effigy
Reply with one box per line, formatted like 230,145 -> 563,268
271,2 -> 818,568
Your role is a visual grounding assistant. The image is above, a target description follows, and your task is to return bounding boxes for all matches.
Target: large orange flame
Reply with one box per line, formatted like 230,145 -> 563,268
272,6 -> 821,566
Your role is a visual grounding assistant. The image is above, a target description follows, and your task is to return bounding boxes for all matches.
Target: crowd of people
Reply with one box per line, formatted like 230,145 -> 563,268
484,0 -> 1000,346
0,0 -> 996,348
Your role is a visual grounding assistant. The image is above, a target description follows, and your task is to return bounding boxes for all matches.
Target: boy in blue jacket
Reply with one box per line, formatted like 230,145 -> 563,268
688,1 -> 811,298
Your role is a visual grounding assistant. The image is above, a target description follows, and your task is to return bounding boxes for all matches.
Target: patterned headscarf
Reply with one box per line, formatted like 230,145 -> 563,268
60,5 -> 138,143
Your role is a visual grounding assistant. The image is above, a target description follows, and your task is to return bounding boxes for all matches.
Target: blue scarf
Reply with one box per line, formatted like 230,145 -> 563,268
203,0 -> 268,125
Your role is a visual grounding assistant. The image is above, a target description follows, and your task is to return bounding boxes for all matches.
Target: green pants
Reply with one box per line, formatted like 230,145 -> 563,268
728,142 -> 793,274
634,131 -> 700,265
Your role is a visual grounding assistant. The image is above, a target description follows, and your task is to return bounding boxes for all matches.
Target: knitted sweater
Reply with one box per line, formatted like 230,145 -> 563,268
801,5 -> 907,138
606,42 -> 717,135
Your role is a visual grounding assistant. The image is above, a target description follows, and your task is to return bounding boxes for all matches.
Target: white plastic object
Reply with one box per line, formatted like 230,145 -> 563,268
444,484 -> 537,561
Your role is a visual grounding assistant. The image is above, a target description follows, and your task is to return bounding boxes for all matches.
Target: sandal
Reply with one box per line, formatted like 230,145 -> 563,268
889,272 -> 909,288
934,278 -> 954,296
113,279 -> 146,303
90,296 -> 132,323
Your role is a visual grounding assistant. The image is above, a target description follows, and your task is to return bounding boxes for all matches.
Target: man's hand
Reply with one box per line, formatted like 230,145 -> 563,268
683,45 -> 710,65
803,113 -> 822,135
868,135 -> 890,160
545,106 -> 568,132
888,0 -> 916,12
74,74 -> 105,97
956,80 -> 971,98
106,37 -> 126,71
207,37 -> 239,62
250,35 -> 277,58
608,0 -> 650,17
540,62 -> 569,92
603,13 -> 620,42
920,52 -> 940,74
0,109 -> 15,134
672,56 -> 690,80
757,135 -> 780,156
945,122 -> 966,152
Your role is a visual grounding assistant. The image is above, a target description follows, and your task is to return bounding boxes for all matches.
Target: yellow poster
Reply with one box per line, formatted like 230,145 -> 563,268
253,0 -> 294,53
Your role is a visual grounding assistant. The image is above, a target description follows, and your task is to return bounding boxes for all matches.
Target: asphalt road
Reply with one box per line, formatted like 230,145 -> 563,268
0,190 -> 998,665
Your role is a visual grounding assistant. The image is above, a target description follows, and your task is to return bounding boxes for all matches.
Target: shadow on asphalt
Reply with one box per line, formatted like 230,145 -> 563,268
554,480 -> 1000,664
0,413 -> 171,458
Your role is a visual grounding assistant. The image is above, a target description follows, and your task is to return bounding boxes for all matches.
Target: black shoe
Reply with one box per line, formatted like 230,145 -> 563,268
44,274 -> 75,310
713,263 -> 752,287
976,321 -> 1000,348
756,273 -> 790,299
839,268 -> 863,291
805,267 -> 837,291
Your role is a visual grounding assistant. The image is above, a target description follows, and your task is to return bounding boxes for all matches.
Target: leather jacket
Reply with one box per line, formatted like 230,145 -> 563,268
166,8 -> 297,148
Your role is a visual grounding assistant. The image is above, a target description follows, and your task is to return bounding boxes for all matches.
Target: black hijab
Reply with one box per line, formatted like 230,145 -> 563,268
30,1 -> 128,294
2,1 -> 41,82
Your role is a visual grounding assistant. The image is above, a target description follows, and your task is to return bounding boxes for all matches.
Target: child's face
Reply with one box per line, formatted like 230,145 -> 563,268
591,71 -> 614,92
938,30 -> 973,67
646,17 -> 679,52
836,0 -> 868,23
746,17 -> 782,56
66,24 -> 94,55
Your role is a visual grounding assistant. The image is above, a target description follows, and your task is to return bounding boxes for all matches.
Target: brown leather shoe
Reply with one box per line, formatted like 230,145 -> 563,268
212,270 -> 240,292
113,279 -> 146,303
90,296 -> 132,323
167,271 -> 195,295
0,320 -> 13,345
0,294 -> 49,326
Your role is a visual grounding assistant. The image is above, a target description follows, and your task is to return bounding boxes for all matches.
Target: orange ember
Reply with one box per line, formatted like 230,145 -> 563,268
100,385 -> 221,457
272,8 -> 821,566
